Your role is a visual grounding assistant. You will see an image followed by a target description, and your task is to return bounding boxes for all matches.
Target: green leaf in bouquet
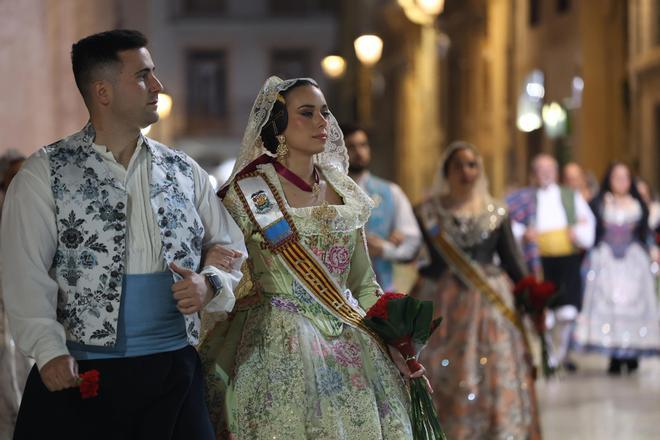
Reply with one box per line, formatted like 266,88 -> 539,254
430,316 -> 443,335
364,316 -> 401,341
411,300 -> 434,343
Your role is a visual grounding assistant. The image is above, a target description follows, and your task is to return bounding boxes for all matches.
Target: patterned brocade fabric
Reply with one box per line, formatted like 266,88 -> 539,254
201,163 -> 412,439
414,201 -> 541,440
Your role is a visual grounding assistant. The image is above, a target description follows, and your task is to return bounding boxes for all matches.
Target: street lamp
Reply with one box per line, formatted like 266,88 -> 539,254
398,0 -> 445,25
353,35 -> 383,66
321,55 -> 347,79
416,0 -> 445,16
142,93 -> 174,138
353,34 -> 383,126
156,93 -> 173,119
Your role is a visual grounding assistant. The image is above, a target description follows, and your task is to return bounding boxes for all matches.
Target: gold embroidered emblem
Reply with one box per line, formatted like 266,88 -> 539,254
312,202 -> 337,235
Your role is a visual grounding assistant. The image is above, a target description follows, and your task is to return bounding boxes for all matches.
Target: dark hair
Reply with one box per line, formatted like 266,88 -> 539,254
442,141 -> 477,177
340,123 -> 366,140
71,29 -> 148,100
259,79 -> 319,153
590,161 -> 649,246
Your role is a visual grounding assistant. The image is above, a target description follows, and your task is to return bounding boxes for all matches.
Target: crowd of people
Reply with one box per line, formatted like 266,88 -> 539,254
0,28 -> 659,440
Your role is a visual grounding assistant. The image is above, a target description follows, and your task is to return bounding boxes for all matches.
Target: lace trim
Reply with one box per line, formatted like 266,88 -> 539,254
257,164 -> 373,236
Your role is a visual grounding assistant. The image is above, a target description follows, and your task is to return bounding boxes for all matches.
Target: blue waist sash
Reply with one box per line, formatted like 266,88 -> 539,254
68,272 -> 188,360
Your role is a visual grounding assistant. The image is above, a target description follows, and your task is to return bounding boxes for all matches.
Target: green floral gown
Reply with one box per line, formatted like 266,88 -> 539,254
199,163 -> 412,439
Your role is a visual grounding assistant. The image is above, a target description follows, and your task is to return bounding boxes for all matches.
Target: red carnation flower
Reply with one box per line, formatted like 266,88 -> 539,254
78,369 -> 100,399
365,292 -> 406,321
513,275 -> 536,296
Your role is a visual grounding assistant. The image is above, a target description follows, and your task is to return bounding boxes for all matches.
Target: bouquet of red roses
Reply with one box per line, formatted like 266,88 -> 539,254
364,292 -> 445,440
513,275 -> 557,377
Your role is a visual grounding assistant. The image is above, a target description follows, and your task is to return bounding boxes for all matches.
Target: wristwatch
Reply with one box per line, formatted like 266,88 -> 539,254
205,273 -> 223,298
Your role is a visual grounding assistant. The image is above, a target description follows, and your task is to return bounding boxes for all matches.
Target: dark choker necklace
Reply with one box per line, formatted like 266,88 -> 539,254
274,161 -> 321,198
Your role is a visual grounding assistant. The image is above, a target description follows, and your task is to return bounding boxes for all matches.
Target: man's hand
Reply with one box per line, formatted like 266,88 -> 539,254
170,262 -> 212,314
366,234 -> 386,257
523,227 -> 538,243
388,230 -> 405,247
204,245 -> 243,271
40,355 -> 79,392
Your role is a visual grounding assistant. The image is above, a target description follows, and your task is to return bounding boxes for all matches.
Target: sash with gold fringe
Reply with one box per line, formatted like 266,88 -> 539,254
417,202 -> 532,353
233,171 -> 387,352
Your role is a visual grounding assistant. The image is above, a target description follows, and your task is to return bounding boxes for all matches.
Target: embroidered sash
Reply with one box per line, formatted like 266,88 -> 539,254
418,203 -> 532,351
234,172 -> 386,351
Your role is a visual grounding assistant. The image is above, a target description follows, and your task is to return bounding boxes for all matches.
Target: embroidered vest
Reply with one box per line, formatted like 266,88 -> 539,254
47,123 -> 204,348
364,174 -> 396,289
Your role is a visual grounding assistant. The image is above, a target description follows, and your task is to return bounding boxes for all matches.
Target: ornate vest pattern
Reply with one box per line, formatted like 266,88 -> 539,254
47,123 -> 204,348
364,175 -> 396,289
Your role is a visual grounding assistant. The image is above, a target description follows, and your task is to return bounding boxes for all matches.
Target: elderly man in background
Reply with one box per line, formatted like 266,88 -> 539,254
507,154 -> 596,372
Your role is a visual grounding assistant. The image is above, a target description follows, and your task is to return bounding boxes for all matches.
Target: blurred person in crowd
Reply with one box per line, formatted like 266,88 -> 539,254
413,141 -> 540,440
506,154 -> 595,372
574,163 -> 660,374
1,29 -> 245,440
563,161 -> 594,203
0,151 -> 31,440
341,123 -> 421,291
637,178 -> 660,231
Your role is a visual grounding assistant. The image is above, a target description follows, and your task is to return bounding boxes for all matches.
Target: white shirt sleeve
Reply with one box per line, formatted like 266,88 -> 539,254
511,220 -> 527,243
190,161 -> 246,314
0,151 -> 69,370
571,192 -> 596,249
380,183 -> 422,262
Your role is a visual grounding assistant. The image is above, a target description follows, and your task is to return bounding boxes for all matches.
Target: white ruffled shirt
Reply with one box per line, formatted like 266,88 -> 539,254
1,138 -> 246,369
511,183 -> 596,250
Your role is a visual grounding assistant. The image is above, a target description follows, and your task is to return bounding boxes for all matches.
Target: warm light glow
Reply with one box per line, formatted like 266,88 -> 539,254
416,0 -> 445,15
141,125 -> 152,135
542,102 -> 567,128
542,102 -> 568,138
526,83 -> 545,99
517,113 -> 542,133
354,35 -> 383,66
321,55 -> 347,78
573,76 -> 584,91
157,93 -> 173,119
398,0 -> 444,25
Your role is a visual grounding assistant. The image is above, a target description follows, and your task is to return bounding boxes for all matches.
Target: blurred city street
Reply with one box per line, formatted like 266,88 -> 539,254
539,355 -> 660,440
1,1 -> 659,439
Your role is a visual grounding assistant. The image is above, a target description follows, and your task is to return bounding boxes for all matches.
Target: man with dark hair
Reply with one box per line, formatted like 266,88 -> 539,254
342,123 -> 421,290
1,29 -> 245,439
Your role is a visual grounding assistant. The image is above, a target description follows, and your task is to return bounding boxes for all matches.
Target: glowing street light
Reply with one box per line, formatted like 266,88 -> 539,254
142,93 -> 173,137
321,55 -> 347,79
517,112 -> 543,133
542,102 -> 568,138
398,0 -> 444,25
354,35 -> 383,66
157,93 -> 173,119
416,0 -> 445,16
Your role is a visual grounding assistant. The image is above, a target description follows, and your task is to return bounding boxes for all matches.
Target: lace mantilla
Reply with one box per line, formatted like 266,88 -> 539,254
222,76 -> 349,192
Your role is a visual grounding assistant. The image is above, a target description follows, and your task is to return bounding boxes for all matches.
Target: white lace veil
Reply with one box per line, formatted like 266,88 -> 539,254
431,140 -> 494,205
221,76 -> 349,190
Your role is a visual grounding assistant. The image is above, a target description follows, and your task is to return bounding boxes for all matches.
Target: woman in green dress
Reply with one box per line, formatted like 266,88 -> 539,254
200,77 -> 422,439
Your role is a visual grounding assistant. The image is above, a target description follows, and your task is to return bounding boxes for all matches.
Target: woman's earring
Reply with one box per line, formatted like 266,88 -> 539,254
276,135 -> 288,160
